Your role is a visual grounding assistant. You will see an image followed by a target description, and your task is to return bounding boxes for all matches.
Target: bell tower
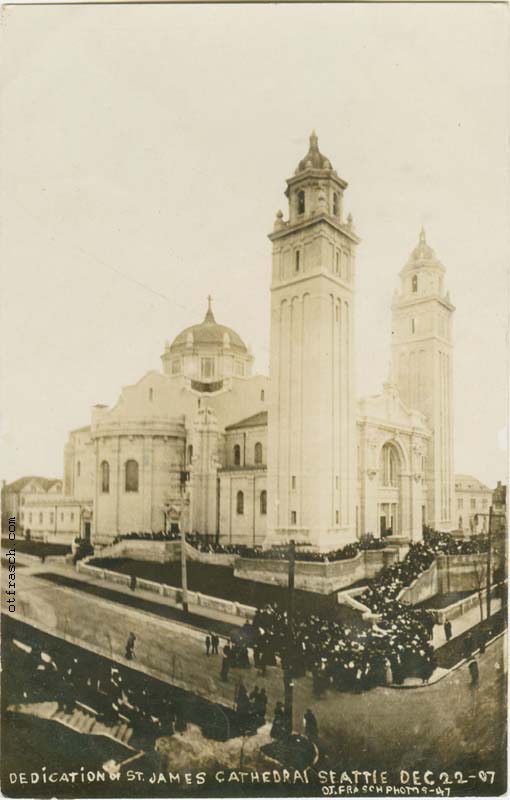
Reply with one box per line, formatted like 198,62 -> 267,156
266,132 -> 359,550
391,228 -> 455,531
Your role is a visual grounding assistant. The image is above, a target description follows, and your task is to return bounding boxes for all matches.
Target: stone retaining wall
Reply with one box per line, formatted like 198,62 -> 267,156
234,548 -> 399,594
437,553 -> 490,594
398,561 -> 439,605
99,539 -> 182,562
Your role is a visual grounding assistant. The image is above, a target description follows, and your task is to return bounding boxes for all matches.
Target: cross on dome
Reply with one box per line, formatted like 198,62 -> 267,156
204,295 -> 215,323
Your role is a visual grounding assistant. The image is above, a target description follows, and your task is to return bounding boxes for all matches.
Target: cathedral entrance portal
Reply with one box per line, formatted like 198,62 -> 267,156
380,504 -> 396,537
377,443 -> 401,539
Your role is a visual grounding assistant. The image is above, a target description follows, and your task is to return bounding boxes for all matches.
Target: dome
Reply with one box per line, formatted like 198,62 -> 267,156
295,131 -> 333,174
403,227 -> 445,272
170,298 -> 248,352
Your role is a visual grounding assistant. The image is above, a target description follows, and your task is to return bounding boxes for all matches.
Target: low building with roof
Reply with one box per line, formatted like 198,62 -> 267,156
454,474 -> 492,534
1,476 -> 62,534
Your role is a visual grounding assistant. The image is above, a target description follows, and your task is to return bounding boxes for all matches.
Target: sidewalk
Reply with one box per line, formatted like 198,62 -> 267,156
432,598 -> 502,649
13,551 -> 246,633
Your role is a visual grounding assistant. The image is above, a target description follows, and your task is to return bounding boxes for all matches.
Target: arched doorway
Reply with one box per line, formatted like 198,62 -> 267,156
377,442 -> 401,538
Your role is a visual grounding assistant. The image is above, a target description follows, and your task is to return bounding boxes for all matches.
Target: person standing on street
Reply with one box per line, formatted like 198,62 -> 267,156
125,632 -> 136,660
205,634 -> 211,656
444,620 -> 452,642
304,708 -> 319,742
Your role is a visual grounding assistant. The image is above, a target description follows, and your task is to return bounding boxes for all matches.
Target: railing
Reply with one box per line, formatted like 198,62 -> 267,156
75,560 -> 256,620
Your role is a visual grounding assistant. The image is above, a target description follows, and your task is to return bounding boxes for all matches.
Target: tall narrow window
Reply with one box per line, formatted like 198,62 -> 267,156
77,461 -> 81,478
39,513 -> 43,524
291,476 -> 296,490
234,445 -> 241,466
60,512 -> 64,522
291,510 -> 297,525
201,358 -> 215,379
254,442 -> 263,464
149,388 -> 154,401
125,460 -> 139,492
335,510 -> 339,525
335,252 -> 340,274
295,250 -> 301,273
333,192 -> 339,216
412,274 -> 418,293
187,444 -> 193,464
411,318 -> 416,334
260,490 -> 267,515
297,190 -> 305,215
381,444 -> 398,487
101,460 -> 110,494
260,389 -> 265,401
236,491 -> 244,515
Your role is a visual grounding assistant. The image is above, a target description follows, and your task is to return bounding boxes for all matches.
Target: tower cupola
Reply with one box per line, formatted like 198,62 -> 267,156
281,131 -> 349,226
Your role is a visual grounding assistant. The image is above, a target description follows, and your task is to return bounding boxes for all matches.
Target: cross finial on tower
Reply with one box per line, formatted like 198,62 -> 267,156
419,226 -> 426,244
310,130 -> 319,149
204,295 -> 215,323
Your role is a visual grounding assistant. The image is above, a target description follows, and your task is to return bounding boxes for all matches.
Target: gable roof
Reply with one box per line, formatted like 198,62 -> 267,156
225,411 -> 268,431
3,476 -> 61,493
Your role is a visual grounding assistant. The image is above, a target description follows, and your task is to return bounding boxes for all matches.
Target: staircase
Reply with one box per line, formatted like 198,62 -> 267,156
50,703 -> 135,747
8,700 -> 135,749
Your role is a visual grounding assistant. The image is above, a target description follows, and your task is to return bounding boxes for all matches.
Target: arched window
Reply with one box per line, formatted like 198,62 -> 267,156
412,275 -> 418,293
236,490 -> 244,515
381,444 -> 398,487
234,445 -> 241,466
260,389 -> 265,401
254,442 -> 263,464
77,461 -> 81,478
260,490 -> 267,515
295,250 -> 301,272
333,192 -> 339,216
187,444 -> 193,465
125,460 -> 139,492
297,190 -> 305,215
101,461 -> 110,493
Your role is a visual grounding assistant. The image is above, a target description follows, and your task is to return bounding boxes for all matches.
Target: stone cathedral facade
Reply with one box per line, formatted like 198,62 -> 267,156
22,134 -> 455,551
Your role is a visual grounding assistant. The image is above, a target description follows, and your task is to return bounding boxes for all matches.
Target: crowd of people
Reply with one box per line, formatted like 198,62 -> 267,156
246,529 -> 489,691
111,531 -> 387,563
185,533 -> 386,562
112,531 -> 182,545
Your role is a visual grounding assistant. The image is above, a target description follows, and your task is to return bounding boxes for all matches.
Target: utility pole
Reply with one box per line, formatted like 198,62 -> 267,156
180,471 -> 189,614
486,505 -> 493,619
283,539 -> 296,737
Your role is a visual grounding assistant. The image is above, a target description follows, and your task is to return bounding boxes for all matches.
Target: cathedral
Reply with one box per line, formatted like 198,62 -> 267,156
22,133 -> 455,551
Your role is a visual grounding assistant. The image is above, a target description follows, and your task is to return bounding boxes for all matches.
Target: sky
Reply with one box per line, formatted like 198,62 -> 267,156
0,2 -> 508,489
